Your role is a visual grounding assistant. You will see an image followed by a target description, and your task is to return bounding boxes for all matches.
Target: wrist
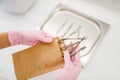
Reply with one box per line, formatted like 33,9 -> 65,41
0,32 -> 11,49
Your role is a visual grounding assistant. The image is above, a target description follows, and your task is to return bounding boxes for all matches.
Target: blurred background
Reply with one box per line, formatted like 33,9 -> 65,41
0,0 -> 120,80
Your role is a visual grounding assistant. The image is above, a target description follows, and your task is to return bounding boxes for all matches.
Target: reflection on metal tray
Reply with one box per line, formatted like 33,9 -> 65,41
40,4 -> 109,67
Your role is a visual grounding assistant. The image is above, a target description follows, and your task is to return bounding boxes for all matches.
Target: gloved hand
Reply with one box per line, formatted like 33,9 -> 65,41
56,46 -> 81,80
8,30 -> 53,46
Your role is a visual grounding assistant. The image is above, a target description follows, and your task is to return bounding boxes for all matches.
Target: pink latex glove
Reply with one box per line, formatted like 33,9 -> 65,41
56,47 -> 81,80
8,30 -> 53,46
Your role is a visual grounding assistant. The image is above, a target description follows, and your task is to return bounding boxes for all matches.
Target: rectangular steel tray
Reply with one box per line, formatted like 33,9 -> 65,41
40,4 -> 109,67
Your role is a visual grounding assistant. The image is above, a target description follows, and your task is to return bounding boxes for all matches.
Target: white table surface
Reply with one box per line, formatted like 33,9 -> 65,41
0,0 -> 120,80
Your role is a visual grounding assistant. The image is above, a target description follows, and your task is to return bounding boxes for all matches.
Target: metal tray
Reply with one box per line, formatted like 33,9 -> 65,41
40,4 -> 109,67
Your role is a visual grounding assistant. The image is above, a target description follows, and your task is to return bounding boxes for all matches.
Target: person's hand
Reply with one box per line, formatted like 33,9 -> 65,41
8,30 -> 53,46
56,46 -> 81,80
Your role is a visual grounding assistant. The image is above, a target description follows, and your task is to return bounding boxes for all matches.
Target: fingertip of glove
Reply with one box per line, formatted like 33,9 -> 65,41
42,37 -> 53,43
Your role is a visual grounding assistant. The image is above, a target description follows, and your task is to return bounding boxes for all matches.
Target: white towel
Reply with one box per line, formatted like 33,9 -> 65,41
0,70 -> 8,80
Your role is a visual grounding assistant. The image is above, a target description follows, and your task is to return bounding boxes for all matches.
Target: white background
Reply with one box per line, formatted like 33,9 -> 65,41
0,0 -> 120,80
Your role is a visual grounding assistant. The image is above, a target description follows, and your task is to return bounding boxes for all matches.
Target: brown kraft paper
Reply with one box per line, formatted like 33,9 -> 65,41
12,37 -> 64,80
